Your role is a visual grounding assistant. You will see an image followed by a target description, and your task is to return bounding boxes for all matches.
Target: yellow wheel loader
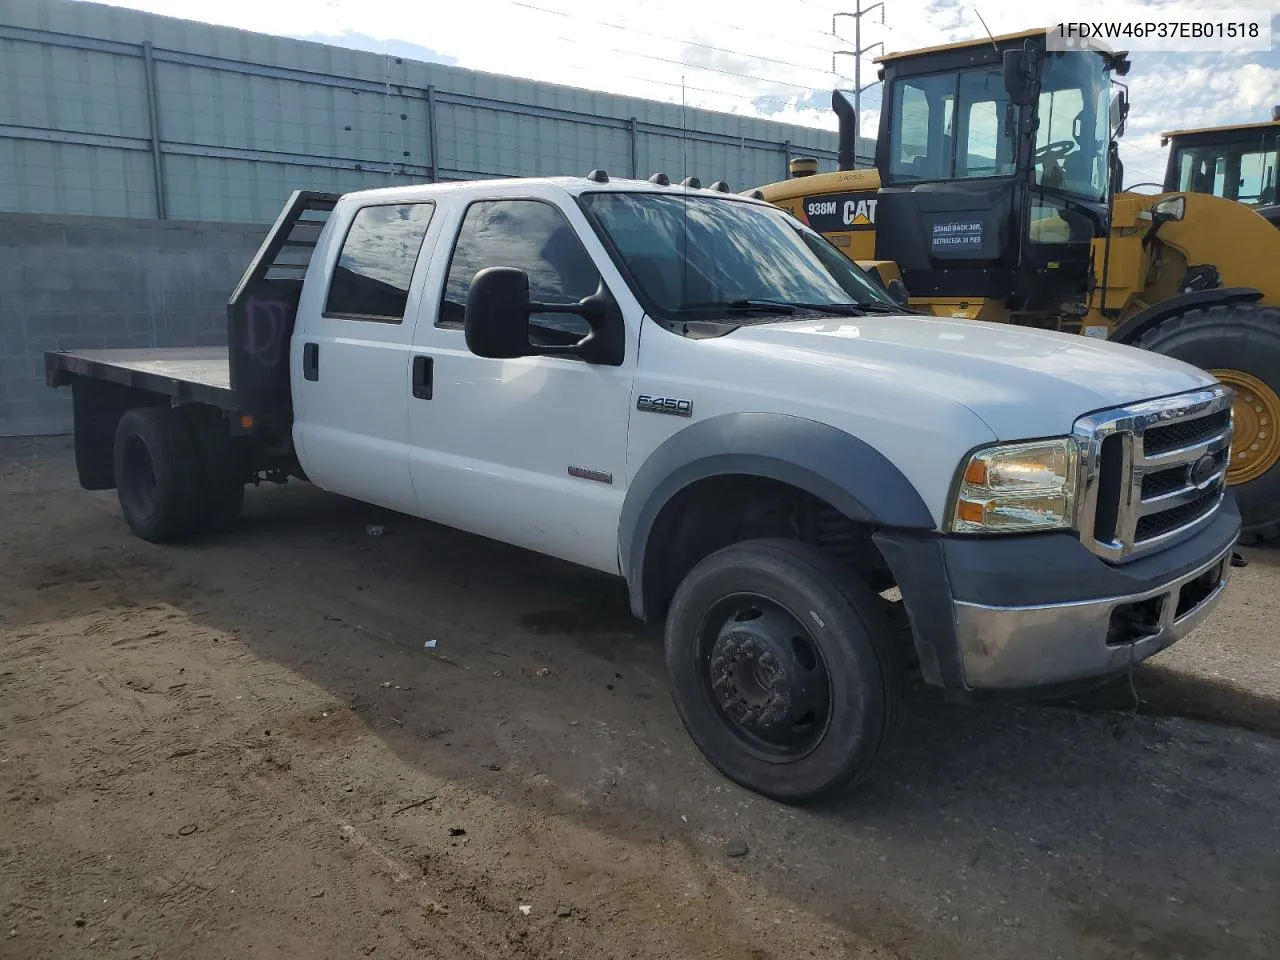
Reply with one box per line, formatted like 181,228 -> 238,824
751,30 -> 1280,542
1158,111 -> 1279,226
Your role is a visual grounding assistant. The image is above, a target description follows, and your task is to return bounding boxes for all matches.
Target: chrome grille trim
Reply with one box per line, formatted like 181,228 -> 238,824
1073,385 -> 1233,562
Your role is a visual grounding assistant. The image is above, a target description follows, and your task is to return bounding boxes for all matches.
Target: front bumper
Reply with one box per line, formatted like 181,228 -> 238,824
874,495 -> 1240,695
952,538 -> 1233,690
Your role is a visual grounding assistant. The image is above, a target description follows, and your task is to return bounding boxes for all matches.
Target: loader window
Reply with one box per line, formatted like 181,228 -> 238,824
891,74 -> 954,182
1033,52 -> 1110,201
890,67 -> 1012,183
956,69 -> 1013,177
1239,145 -> 1279,205
1173,137 -> 1279,206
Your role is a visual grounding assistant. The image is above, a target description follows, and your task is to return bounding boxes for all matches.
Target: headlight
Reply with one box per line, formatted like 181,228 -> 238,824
949,438 -> 1078,533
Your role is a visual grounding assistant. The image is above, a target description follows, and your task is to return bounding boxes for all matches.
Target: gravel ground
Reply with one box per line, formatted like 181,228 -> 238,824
1,435 -> 1277,960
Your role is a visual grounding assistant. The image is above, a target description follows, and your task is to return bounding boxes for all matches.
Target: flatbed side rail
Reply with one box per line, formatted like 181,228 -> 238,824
44,350 -> 235,409
227,190 -> 340,417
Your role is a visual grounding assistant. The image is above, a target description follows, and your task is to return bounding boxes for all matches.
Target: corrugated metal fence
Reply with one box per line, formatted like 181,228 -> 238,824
0,0 -> 859,224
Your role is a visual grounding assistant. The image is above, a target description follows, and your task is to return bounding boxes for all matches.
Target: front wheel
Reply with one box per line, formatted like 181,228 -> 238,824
1135,303 -> 1280,543
664,538 -> 905,804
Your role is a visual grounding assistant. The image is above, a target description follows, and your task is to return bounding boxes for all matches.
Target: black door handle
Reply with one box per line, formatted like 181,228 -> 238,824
412,355 -> 433,400
302,342 -> 319,381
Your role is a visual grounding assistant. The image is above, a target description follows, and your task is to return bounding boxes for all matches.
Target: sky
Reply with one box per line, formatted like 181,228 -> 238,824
93,0 -> 1279,187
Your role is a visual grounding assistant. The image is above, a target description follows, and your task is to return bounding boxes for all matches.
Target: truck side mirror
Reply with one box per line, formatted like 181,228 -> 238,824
464,266 -> 608,361
464,267 -> 537,359
1109,90 -> 1129,139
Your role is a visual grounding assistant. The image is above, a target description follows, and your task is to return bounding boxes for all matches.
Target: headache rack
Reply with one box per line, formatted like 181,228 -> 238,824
1074,385 -> 1233,561
226,190 -> 340,417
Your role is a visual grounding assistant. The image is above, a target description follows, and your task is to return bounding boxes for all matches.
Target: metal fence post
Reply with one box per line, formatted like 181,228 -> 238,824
629,117 -> 638,179
427,85 -> 440,183
141,41 -> 167,219
782,139 -> 792,181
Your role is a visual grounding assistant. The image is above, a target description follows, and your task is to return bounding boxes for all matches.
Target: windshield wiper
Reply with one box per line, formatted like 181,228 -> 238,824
787,300 -> 902,315
674,298 -> 905,320
676,299 -> 798,315
678,298 -> 901,314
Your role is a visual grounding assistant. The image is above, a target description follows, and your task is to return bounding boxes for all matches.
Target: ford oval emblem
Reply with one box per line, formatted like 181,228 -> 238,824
1188,454 -> 1219,488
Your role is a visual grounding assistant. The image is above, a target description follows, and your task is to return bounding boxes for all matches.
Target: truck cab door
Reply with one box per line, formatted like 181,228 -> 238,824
405,194 -> 640,574
291,200 -> 443,515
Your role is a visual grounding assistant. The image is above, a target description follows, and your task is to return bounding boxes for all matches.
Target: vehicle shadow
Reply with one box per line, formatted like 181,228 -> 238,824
8,462 -> 1280,960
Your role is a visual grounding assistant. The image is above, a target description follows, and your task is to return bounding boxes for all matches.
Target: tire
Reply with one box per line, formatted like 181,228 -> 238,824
177,405 -> 245,534
664,538 -> 906,804
1134,304 -> 1280,543
112,406 -> 202,543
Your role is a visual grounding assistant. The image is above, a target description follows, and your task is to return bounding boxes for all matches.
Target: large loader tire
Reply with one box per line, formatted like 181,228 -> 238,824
1135,303 -> 1280,543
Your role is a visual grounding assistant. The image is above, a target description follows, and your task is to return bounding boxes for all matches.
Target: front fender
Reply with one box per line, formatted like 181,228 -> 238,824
618,412 -> 935,619
1111,287 -> 1264,345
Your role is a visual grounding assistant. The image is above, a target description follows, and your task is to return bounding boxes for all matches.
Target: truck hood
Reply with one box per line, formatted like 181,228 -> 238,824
724,314 -> 1218,439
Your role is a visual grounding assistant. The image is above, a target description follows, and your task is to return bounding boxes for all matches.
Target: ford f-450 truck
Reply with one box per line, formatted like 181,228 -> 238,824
46,175 -> 1239,803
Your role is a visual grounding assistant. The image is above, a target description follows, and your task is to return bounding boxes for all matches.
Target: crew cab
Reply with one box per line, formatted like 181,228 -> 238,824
46,175 -> 1240,803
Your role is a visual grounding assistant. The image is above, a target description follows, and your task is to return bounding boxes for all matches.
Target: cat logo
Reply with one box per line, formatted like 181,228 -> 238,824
802,192 -> 878,233
843,198 -> 877,227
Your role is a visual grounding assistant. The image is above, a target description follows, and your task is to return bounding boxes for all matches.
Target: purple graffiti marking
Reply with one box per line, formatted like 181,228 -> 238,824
244,297 -> 292,368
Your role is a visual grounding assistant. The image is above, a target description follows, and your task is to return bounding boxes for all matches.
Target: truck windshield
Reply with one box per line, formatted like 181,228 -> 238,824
578,192 -> 897,321
1034,52 -> 1111,202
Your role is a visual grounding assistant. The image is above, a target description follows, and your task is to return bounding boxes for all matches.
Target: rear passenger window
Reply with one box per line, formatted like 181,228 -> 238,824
439,199 -> 599,342
325,203 -> 435,322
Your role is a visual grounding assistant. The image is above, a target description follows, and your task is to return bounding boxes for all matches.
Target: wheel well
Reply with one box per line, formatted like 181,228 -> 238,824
639,475 -> 895,622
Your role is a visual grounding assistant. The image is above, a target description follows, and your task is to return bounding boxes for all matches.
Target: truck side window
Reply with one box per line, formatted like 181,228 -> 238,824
324,202 -> 436,322
439,199 -> 598,342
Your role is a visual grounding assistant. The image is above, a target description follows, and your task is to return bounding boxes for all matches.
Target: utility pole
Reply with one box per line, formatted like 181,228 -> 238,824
832,2 -> 886,140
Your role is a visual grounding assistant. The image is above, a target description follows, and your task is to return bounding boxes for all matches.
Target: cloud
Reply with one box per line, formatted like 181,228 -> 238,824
299,32 -> 457,66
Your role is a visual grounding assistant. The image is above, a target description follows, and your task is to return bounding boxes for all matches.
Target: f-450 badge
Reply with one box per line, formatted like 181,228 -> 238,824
637,394 -> 692,417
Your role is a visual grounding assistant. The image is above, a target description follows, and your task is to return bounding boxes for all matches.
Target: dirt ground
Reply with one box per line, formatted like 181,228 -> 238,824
1,436 -> 1278,960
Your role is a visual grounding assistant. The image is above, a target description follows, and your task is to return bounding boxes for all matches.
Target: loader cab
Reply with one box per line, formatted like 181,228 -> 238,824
1161,118 -> 1280,208
870,31 -> 1125,312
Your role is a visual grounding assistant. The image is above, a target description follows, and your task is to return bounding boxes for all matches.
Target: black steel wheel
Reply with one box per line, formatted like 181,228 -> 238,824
702,595 -> 832,761
665,538 -> 905,804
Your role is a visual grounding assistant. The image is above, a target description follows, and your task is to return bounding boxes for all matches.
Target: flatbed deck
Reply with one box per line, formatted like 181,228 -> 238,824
46,347 -> 239,409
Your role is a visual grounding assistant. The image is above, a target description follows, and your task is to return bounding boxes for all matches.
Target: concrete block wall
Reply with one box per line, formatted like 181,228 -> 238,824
0,212 -> 265,435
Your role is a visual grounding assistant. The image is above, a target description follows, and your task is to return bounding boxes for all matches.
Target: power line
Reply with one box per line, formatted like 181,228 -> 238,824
519,29 -> 837,111
506,0 -> 839,82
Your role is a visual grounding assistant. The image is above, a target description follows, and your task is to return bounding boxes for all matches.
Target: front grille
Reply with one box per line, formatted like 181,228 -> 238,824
1141,466 -> 1189,499
1136,489 -> 1221,542
1074,386 -> 1232,561
1143,409 -> 1231,456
